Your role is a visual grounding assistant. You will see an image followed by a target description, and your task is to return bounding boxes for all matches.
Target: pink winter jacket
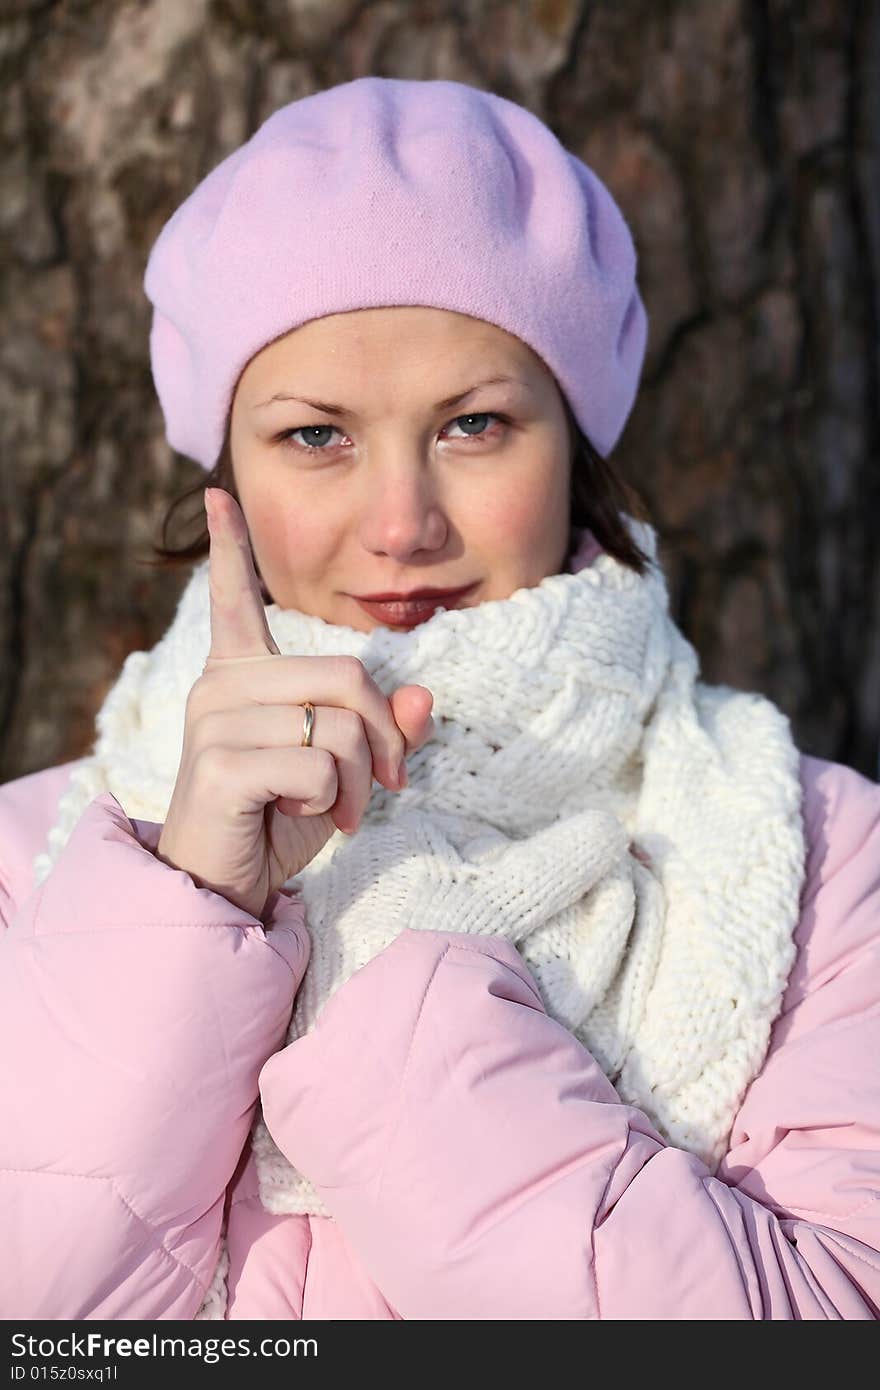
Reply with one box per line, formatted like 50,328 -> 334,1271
0,751 -> 878,1320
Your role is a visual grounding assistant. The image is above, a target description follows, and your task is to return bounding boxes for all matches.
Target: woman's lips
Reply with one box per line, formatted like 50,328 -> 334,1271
352,584 -> 478,628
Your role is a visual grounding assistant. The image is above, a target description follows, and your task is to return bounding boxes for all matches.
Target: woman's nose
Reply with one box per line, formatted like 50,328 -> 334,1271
358,459 -> 448,560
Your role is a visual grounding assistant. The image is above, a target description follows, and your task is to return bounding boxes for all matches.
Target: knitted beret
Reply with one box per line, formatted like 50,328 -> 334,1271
143,75 -> 648,469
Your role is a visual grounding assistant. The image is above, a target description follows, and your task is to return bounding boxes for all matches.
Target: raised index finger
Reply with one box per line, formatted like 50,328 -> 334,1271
204,487 -> 280,659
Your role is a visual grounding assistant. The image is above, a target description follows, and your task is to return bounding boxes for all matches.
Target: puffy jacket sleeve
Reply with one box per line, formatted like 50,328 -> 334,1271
0,792 -> 309,1320
259,761 -> 880,1320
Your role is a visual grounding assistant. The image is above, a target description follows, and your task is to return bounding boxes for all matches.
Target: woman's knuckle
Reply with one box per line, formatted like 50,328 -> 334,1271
192,707 -> 223,747
195,743 -> 234,791
339,707 -> 366,748
336,653 -> 369,689
307,749 -> 337,807
186,674 -> 211,719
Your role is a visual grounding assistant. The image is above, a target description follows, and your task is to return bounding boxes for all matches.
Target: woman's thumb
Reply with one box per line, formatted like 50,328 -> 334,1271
390,684 -> 435,752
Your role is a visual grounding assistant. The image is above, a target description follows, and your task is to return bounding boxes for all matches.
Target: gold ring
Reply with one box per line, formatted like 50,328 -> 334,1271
300,701 -> 315,748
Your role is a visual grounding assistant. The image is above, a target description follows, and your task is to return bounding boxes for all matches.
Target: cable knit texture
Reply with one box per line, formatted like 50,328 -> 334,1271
33,518 -> 806,1316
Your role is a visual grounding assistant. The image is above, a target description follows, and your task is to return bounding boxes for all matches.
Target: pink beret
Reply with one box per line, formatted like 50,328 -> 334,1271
143,75 -> 647,469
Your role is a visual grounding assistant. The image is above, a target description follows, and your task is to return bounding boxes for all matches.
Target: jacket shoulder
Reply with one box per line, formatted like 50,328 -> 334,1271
800,751 -> 879,851
0,759 -> 87,921
786,751 -> 880,1014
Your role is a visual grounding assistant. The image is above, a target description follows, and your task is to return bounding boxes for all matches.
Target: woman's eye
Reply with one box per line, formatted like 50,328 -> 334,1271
279,424 -> 343,451
276,412 -> 507,454
443,412 -> 505,442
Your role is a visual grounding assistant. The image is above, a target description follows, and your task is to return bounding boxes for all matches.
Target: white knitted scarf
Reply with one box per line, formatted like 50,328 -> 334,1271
34,517 -> 806,1318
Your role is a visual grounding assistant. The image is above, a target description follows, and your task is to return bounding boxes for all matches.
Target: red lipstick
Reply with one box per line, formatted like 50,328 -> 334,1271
351,583 -> 478,628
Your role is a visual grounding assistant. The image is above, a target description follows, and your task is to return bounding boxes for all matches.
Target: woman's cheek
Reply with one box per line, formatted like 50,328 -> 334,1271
482,457 -> 568,551
243,493 -> 325,597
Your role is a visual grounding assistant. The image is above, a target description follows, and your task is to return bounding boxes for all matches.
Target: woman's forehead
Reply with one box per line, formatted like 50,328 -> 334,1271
235,307 -> 550,411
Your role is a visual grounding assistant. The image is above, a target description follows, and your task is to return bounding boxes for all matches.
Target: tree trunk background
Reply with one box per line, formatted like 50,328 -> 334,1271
2,0 -> 878,786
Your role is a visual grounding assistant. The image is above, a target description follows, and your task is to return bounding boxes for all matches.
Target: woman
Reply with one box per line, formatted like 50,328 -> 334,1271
0,76 -> 877,1321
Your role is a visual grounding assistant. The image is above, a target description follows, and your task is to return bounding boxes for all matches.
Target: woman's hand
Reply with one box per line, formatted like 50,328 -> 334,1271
156,487 -> 435,921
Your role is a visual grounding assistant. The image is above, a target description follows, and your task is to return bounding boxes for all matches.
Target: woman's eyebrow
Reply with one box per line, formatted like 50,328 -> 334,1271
252,375 -> 529,417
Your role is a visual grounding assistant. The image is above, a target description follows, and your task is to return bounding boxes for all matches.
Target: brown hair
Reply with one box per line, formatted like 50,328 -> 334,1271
146,400 -> 653,593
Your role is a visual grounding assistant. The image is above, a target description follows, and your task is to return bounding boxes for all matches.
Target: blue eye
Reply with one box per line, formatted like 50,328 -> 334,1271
281,424 -> 341,450
445,413 -> 495,438
275,412 -> 509,454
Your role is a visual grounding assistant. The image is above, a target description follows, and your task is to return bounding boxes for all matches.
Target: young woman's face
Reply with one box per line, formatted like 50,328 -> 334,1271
229,306 -> 573,631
